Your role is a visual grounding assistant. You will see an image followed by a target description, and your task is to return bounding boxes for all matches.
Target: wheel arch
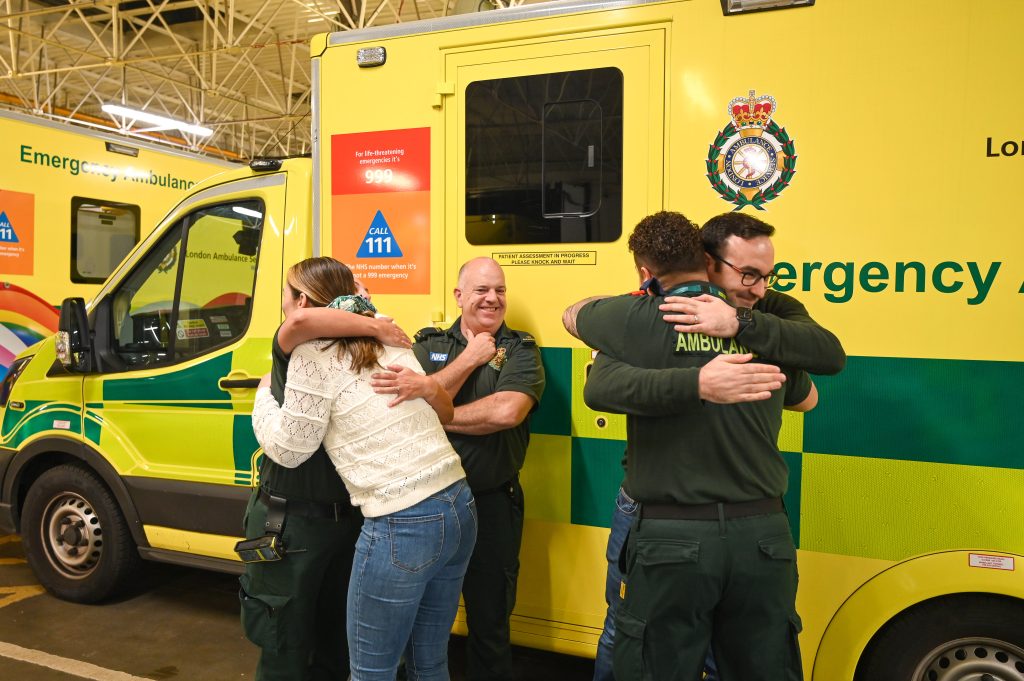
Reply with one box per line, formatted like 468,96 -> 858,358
3,437 -> 149,548
811,550 -> 1024,681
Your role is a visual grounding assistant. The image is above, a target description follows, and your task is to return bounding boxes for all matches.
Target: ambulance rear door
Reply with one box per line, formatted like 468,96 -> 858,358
442,26 -> 666,645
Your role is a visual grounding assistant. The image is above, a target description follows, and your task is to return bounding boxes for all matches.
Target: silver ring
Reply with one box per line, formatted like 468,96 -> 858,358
694,315 -> 700,324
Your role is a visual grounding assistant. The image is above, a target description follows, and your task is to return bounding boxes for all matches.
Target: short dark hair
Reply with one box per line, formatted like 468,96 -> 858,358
701,213 -> 775,257
627,211 -> 704,276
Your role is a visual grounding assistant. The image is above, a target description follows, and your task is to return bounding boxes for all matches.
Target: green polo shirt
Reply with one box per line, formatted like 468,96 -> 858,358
413,318 -> 545,491
257,331 -> 351,504
577,286 -> 811,505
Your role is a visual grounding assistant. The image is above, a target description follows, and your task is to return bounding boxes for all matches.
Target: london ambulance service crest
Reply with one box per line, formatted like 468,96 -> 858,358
706,90 -> 796,211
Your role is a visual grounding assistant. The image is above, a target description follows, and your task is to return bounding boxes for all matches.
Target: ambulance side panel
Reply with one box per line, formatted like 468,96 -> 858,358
0,110 -> 232,380
314,0 -> 1024,673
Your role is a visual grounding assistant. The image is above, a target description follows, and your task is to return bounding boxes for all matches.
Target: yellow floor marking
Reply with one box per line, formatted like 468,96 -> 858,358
0,535 -> 21,545
0,641 -> 153,680
0,585 -> 45,608
0,557 -> 27,565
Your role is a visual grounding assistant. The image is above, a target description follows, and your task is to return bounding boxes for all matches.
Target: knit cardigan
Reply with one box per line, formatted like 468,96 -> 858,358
251,339 -> 465,517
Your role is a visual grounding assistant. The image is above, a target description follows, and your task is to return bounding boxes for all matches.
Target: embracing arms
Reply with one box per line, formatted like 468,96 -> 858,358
660,291 -> 845,375
277,307 -> 411,355
409,330 -> 544,436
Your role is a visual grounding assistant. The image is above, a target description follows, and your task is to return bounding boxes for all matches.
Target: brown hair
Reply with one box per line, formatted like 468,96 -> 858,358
286,257 -> 383,373
701,212 -> 775,257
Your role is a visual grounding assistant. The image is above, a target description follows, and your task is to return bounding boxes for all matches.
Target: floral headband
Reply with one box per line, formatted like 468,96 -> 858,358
327,294 -> 378,316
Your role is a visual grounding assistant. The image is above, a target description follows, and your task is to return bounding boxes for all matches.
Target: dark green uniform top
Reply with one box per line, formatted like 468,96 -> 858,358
256,331 -> 351,504
583,288 -> 844,415
413,318 -> 545,492
577,283 -> 811,506
737,289 -> 845,375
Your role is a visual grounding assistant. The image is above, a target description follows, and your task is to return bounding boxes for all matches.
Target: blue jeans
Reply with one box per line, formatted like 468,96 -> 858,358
593,486 -> 718,681
348,479 -> 477,681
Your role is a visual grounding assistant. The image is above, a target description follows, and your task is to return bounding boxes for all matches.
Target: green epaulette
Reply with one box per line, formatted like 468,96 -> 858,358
511,329 -> 537,346
414,326 -> 446,343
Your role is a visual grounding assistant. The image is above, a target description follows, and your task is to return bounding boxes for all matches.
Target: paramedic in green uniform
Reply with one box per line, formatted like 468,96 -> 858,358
582,211 -> 845,681
241,257 -> 409,681
413,257 -> 545,681
565,213 -> 816,681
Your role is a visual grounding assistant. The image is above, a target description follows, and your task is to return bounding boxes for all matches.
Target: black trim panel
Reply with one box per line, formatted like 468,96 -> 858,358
0,448 -> 12,532
138,547 -> 244,575
124,476 -> 251,537
0,447 -> 14,494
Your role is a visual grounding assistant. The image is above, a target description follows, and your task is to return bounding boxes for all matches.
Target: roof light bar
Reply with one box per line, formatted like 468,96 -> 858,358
249,158 -> 283,172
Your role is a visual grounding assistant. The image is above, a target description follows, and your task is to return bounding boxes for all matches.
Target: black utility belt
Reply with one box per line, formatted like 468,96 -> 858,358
258,487 -> 352,521
235,488 -> 353,564
641,497 -> 783,521
473,476 -> 518,497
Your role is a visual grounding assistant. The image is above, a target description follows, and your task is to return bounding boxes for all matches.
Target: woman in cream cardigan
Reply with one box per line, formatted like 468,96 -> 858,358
252,256 -> 477,681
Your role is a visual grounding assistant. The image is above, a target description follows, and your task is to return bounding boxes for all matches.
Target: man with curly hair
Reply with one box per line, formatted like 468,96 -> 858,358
564,211 -> 839,681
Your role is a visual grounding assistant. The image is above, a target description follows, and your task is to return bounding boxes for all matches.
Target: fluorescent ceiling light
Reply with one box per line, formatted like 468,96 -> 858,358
232,206 -> 264,219
101,103 -> 213,137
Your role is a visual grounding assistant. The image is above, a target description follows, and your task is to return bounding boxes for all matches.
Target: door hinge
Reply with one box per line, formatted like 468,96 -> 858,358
433,82 -> 455,109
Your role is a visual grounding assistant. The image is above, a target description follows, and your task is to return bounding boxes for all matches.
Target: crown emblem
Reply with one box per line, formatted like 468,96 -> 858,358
706,89 -> 796,211
729,90 -> 777,133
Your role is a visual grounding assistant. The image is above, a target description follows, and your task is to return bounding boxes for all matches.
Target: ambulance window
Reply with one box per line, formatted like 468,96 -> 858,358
70,198 -> 141,283
465,67 -> 623,245
111,199 -> 263,369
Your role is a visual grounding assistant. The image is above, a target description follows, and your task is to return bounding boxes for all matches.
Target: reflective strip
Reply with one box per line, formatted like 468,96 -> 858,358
312,58 -> 322,257
327,0 -> 659,46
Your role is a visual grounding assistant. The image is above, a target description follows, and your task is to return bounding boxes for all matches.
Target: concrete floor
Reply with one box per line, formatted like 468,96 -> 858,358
0,534 -> 595,680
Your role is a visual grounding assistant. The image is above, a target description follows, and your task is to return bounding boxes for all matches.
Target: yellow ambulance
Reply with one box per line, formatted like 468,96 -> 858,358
2,1 -> 1022,678
0,109 -> 233,381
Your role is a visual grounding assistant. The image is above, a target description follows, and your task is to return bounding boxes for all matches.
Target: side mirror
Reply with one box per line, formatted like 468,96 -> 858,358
56,297 -> 91,371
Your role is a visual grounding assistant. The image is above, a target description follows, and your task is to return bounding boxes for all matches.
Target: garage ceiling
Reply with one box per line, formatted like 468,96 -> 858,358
0,0 -> 530,160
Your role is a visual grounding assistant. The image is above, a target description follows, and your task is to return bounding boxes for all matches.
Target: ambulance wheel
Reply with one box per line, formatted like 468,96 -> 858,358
21,463 -> 139,603
855,594 -> 1024,681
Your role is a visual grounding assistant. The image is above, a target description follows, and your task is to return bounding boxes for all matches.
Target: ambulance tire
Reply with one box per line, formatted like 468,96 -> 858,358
22,463 -> 140,603
855,593 -> 1024,681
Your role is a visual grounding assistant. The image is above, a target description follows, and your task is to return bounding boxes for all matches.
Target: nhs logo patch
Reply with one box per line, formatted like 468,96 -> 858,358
429,352 -> 448,362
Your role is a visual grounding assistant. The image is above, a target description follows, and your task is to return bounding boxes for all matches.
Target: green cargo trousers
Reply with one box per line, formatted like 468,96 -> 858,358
612,510 -> 802,681
239,491 -> 362,681
461,477 -> 525,681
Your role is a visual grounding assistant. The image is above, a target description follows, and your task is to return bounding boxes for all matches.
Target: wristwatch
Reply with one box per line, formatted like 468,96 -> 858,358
736,306 -> 753,334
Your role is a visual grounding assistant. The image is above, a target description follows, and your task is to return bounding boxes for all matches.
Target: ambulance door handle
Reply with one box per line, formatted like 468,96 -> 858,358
219,376 -> 261,390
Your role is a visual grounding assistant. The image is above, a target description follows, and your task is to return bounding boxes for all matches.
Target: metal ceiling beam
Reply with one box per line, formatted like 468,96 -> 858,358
1,0 -> 482,159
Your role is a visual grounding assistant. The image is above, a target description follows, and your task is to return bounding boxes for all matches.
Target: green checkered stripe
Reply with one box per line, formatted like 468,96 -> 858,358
526,348 -> 1024,562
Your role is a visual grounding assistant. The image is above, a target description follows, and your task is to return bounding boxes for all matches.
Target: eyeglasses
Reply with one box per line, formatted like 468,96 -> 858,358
711,254 -> 778,288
